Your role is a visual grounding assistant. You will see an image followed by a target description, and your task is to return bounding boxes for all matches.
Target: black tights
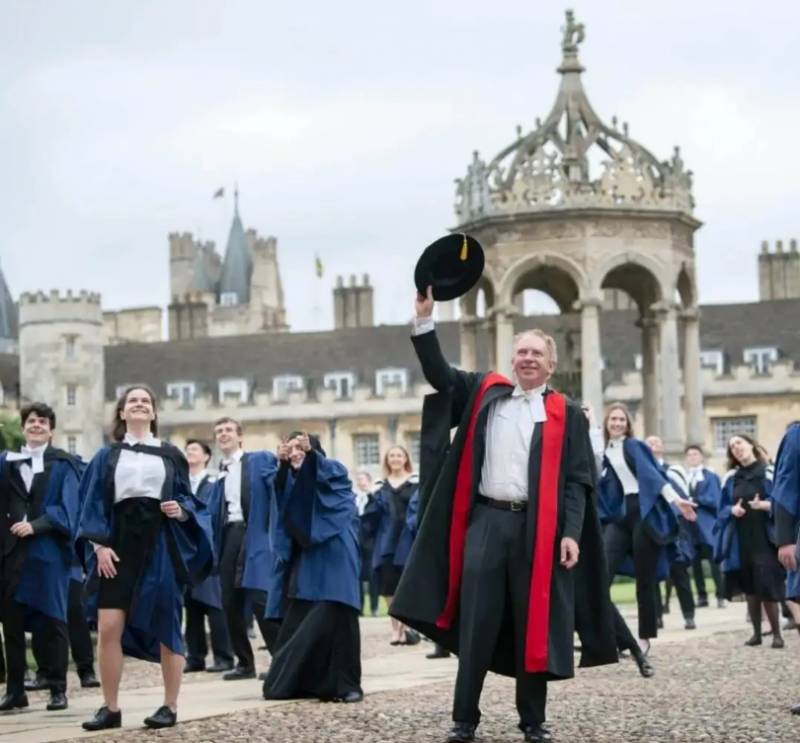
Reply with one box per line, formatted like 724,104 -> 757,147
746,595 -> 782,641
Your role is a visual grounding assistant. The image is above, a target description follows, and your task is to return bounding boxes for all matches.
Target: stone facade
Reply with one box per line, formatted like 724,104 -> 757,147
104,306 -> 163,344
18,290 -> 105,457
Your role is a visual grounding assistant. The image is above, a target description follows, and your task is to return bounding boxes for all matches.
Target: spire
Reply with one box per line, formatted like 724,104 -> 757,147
218,190 -> 252,305
0,260 -> 17,344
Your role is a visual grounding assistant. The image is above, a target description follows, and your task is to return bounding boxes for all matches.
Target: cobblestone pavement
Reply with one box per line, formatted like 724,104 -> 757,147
57,626 -> 800,743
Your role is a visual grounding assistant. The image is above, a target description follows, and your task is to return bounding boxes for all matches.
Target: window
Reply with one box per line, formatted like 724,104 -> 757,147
712,416 -> 757,452
700,350 -> 725,376
272,374 -> 304,402
633,354 -> 643,371
166,381 -> 196,408
65,335 -> 77,358
66,384 -> 77,406
743,346 -> 778,374
353,433 -> 380,466
67,435 -> 78,455
220,292 -> 238,306
324,372 -> 356,400
406,431 -> 421,468
375,367 -> 408,396
219,377 -> 249,403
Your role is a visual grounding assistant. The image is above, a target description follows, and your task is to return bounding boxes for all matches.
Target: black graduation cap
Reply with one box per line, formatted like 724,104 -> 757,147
414,234 -> 485,301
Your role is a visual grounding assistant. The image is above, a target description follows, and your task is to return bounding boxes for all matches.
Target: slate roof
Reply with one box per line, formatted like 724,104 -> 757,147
0,353 -> 20,403
0,264 -> 17,341
102,298 -> 800,403
217,202 -> 252,304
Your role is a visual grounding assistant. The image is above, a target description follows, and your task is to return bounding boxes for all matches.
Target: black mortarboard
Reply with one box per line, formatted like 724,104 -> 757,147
414,234 -> 485,301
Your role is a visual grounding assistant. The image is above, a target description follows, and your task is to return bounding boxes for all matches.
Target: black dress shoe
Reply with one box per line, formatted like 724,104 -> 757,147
0,692 -> 28,711
47,691 -> 68,711
24,675 -> 49,692
696,597 -> 709,608
223,666 -> 256,680
684,618 -> 697,630
791,702 -> 800,715
335,690 -> 364,703
82,705 -> 121,730
745,635 -> 762,646
447,722 -> 476,743
633,649 -> 655,678
656,616 -> 664,629
144,704 -> 177,729
183,661 -> 206,673
206,661 -> 234,673
427,648 -> 452,659
404,630 -> 421,646
523,724 -> 553,742
79,671 -> 101,688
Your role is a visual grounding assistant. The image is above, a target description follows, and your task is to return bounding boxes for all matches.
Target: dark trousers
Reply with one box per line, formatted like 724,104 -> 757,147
663,564 -> 695,619
692,546 -> 722,600
360,574 -> 380,616
185,593 -> 234,667
2,598 -> 68,695
604,496 -> 661,640
453,503 -> 547,728
67,579 -> 94,675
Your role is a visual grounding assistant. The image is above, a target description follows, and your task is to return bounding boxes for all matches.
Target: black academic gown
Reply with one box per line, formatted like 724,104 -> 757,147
390,329 -> 617,680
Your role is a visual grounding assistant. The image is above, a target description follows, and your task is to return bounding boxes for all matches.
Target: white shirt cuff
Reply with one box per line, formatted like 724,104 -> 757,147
412,316 -> 435,336
660,483 -> 680,504
588,427 -> 604,457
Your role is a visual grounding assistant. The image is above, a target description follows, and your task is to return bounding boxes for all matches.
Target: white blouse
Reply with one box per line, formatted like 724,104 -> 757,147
605,436 -> 679,504
114,433 -> 166,504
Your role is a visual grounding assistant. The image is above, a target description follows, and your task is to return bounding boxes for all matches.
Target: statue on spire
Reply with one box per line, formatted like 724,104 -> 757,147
561,9 -> 585,53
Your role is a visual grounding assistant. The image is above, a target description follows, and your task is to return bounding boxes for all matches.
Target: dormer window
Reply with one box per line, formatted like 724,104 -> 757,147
272,375 -> 304,402
219,377 -> 249,403
700,350 -> 725,376
743,346 -> 778,374
166,381 -> 196,408
220,292 -> 238,306
375,368 -> 408,396
324,372 -> 356,400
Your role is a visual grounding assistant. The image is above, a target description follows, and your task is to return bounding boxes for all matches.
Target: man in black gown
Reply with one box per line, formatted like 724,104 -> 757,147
391,288 -> 617,743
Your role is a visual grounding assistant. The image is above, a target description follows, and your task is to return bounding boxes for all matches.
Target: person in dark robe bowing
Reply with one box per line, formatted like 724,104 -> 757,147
77,385 -> 213,731
206,417 -> 280,680
0,402 -> 81,713
183,439 -> 233,674
390,287 -> 618,743
773,421 -> 800,714
262,432 -> 363,703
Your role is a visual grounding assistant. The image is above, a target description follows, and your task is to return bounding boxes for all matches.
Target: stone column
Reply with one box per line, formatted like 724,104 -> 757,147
387,415 -> 399,443
579,298 -> 604,417
328,418 -> 338,458
493,307 -> 515,377
681,307 -> 704,446
459,316 -> 479,372
637,315 -> 660,435
655,303 -> 683,456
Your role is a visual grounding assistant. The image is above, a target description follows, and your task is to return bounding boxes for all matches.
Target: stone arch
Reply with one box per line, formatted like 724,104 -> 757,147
676,262 -> 695,309
597,254 -> 666,314
460,274 -> 496,319
496,252 -> 588,309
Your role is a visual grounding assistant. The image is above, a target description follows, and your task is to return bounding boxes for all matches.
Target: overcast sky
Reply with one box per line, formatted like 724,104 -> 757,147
1,1 -> 797,331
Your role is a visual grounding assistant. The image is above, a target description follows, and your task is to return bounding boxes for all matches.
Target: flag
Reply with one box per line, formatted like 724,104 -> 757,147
315,254 -> 323,278
213,187 -> 225,199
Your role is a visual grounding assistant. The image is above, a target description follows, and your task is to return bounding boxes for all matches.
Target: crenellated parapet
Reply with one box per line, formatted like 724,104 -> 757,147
19,289 -> 103,326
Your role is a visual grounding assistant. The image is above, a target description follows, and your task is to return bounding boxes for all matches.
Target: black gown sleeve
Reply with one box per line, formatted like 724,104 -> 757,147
561,404 -> 591,543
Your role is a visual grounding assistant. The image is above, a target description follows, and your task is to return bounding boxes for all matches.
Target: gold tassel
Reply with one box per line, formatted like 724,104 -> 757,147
459,234 -> 469,261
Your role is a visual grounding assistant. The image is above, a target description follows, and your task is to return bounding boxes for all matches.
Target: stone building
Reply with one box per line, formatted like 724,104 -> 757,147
759,239 -> 800,301
168,190 -> 288,340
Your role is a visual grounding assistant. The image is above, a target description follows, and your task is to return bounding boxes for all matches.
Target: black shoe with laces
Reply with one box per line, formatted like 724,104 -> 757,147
223,666 -> 256,680
79,670 -> 101,688
522,724 -> 553,742
446,722 -> 476,743
144,705 -> 177,729
47,690 -> 68,711
82,705 -> 121,730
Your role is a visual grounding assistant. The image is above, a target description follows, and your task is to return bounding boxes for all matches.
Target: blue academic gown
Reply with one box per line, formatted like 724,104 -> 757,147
773,423 -> 800,599
1,448 -> 82,624
688,467 -> 722,549
189,475 -> 223,609
362,479 -> 420,572
206,451 -> 279,596
266,450 -> 361,619
76,443 -> 214,662
598,438 -> 679,578
714,466 -> 775,573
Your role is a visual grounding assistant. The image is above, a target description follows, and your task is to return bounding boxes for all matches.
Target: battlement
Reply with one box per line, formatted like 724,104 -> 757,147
760,239 -> 799,254
19,289 -> 103,326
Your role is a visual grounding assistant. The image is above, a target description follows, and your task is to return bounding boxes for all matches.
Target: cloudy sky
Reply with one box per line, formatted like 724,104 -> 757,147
1,0 -> 797,331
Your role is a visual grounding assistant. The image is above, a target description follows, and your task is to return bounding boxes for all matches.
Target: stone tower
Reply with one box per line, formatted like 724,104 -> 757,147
334,274 -> 374,329
759,239 -> 800,300
452,10 -> 703,453
18,290 -> 105,457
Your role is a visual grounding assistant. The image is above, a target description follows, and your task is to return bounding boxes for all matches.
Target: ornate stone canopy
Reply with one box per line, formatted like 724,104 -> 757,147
454,10 -> 694,225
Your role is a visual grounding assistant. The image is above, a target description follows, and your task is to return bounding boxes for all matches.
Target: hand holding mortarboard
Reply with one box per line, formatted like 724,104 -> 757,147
414,234 -> 485,302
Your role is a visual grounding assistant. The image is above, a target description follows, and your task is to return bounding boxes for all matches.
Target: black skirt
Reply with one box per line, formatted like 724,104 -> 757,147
378,558 -> 403,597
98,498 -> 163,611
262,599 -> 361,701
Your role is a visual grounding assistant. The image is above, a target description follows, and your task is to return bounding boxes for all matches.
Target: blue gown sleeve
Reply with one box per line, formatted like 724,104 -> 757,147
42,458 -> 82,538
76,448 -> 112,546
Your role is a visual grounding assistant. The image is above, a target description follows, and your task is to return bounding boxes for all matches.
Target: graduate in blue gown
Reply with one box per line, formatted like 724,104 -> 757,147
77,385 -> 213,731
262,432 -> 363,703
0,402 -> 81,713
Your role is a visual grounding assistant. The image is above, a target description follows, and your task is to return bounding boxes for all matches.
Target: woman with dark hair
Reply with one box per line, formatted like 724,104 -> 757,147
598,402 -> 697,673
364,445 -> 420,645
715,433 -> 785,648
262,432 -> 362,703
77,385 -> 213,730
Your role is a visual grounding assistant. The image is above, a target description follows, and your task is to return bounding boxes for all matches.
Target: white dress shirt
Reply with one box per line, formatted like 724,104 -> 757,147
12,443 -> 49,492
354,490 -> 370,517
605,436 -> 679,504
189,468 -> 209,496
114,433 -> 166,503
220,448 -> 245,523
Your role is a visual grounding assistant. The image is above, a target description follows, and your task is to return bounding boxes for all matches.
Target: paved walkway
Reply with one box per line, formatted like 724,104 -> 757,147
0,602 -> 769,742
